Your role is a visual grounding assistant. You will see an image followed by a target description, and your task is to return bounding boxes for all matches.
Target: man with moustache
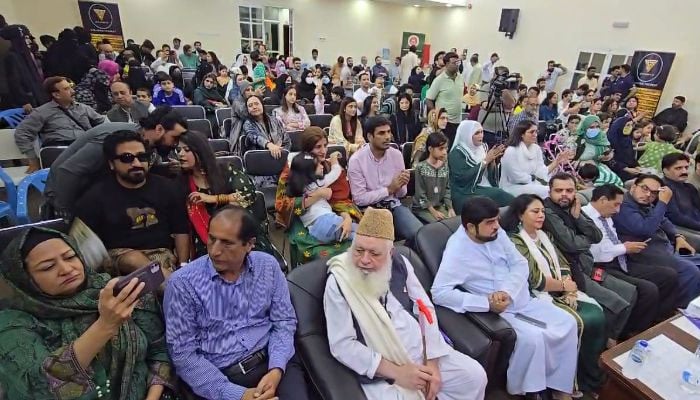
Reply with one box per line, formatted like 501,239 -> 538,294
324,208 -> 487,400
614,174 -> 700,307
165,206 -> 310,400
662,153 -> 700,248
74,131 -> 190,278
432,197 -> 578,399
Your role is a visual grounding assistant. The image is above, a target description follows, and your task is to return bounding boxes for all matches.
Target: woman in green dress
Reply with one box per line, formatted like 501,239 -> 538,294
449,120 -> 513,214
502,194 -> 607,395
0,228 -> 175,399
275,127 -> 362,265
176,131 -> 276,259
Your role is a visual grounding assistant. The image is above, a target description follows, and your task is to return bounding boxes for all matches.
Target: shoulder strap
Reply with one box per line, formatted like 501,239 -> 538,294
58,106 -> 91,131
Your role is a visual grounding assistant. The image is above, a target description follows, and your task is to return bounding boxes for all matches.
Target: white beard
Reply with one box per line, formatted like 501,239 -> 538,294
345,258 -> 393,300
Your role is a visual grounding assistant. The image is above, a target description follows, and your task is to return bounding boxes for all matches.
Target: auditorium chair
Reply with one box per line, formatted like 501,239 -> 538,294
287,245 -> 492,400
243,150 -> 289,212
412,217 -> 516,387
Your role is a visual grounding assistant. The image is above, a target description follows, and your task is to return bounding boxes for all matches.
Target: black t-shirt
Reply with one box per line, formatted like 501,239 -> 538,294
75,174 -> 189,250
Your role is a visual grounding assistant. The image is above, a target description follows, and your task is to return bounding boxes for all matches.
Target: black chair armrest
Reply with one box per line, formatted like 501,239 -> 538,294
296,335 -> 367,400
434,306 -> 491,366
463,311 -> 516,386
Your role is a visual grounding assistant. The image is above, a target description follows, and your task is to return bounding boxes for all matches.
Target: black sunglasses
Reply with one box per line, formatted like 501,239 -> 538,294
114,152 -> 151,164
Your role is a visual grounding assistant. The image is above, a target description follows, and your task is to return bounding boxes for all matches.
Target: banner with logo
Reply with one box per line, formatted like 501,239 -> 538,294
78,1 -> 125,51
400,32 -> 426,58
630,50 -> 676,116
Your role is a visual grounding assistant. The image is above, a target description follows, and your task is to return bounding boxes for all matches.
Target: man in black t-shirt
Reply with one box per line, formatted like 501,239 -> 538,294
75,130 -> 190,278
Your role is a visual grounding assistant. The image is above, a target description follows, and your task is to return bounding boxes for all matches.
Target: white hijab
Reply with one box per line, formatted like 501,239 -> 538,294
452,120 -> 487,163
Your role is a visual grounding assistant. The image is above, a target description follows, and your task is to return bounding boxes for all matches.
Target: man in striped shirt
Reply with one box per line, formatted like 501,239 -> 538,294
164,206 -> 310,400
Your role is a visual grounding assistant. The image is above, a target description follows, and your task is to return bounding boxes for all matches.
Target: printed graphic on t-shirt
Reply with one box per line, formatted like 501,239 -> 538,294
126,207 -> 159,229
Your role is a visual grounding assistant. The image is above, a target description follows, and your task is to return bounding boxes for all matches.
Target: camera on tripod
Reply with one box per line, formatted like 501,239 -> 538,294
490,66 -> 520,98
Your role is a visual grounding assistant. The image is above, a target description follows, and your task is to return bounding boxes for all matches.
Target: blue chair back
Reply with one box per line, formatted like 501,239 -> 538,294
0,108 -> 26,128
0,166 -> 17,224
15,169 -> 49,224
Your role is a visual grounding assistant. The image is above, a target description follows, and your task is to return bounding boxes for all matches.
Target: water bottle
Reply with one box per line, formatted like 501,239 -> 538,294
681,343 -> 700,394
622,340 -> 649,379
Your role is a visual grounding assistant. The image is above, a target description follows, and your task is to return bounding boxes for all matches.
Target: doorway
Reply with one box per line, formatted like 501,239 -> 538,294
238,5 -> 293,58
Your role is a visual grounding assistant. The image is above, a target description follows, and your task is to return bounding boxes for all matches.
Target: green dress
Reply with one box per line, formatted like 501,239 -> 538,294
511,232 -> 607,393
275,164 -> 361,266
448,147 -> 513,214
412,159 -> 453,222
0,228 -> 174,399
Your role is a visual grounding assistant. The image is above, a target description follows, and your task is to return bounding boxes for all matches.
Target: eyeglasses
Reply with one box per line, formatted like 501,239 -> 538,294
114,152 -> 151,164
637,184 -> 660,196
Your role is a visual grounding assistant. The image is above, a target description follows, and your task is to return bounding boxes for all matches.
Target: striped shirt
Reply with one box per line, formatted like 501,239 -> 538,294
164,252 -> 296,400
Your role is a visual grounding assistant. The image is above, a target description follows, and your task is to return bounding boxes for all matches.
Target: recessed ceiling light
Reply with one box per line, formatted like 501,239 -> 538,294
446,3 -> 453,7
413,4 -> 420,7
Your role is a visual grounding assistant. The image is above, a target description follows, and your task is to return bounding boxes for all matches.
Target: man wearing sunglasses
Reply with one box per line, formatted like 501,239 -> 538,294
44,105 -> 188,221
74,130 -> 189,279
613,174 -> 700,308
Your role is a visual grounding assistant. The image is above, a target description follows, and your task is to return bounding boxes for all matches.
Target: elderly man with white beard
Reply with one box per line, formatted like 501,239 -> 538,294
323,208 -> 487,400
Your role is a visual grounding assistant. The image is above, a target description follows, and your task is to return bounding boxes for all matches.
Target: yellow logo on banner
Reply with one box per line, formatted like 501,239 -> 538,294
644,59 -> 658,73
93,8 -> 107,21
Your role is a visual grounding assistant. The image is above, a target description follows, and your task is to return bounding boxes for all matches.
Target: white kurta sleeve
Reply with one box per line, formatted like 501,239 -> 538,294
402,256 -> 451,360
324,275 -> 383,378
497,234 -> 530,307
533,147 -> 551,181
501,147 -> 534,185
431,242 -> 491,313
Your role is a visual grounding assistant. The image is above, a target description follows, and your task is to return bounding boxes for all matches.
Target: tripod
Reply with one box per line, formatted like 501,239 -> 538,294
479,88 -> 511,145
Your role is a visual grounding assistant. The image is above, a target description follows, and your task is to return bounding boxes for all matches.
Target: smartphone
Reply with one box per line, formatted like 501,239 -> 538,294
113,262 -> 165,298
679,248 -> 693,257
514,313 -> 548,329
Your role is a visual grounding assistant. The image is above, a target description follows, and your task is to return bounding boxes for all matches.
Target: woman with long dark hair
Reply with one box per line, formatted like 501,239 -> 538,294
328,97 -> 365,154
273,85 -> 311,133
215,64 -> 231,99
359,94 -> 379,131
176,130 -> 276,258
408,66 -> 426,94
616,96 -> 641,120
243,95 -> 290,186
501,194 -> 606,395
275,127 -> 362,263
390,93 -> 421,145
539,92 -> 559,121
207,51 -> 223,72
500,120 -> 572,198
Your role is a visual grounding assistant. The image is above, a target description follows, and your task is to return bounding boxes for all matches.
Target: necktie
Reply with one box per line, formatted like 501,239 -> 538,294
599,216 -> 628,272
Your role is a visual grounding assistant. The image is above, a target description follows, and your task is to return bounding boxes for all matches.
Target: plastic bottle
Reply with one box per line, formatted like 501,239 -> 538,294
622,340 -> 649,379
681,343 -> 700,394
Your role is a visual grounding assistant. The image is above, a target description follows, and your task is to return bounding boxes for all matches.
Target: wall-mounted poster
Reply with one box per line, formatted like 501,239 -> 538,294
78,1 -> 125,51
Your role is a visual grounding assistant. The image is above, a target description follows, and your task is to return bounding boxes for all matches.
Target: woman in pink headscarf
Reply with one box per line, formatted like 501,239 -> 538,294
98,59 -> 120,82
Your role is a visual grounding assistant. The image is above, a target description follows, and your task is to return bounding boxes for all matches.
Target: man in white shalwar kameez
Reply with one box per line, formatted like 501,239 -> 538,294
324,208 -> 487,400
431,197 -> 578,399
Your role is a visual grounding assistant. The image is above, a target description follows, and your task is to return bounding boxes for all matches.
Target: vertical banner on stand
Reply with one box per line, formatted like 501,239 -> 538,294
630,50 -> 676,116
400,32 -> 426,58
78,1 -> 125,51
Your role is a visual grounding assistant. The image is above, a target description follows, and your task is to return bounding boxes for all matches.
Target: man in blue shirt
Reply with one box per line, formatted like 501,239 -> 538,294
610,64 -> 636,100
164,206 -> 310,400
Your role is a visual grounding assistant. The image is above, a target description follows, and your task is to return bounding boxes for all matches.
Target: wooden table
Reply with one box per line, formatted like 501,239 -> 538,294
599,315 -> 699,400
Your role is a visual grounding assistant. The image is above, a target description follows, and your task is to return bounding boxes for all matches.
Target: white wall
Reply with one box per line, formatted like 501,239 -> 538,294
6,0 -> 700,129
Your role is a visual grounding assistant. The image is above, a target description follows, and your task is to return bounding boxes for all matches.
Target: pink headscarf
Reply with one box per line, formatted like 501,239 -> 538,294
98,59 -> 120,82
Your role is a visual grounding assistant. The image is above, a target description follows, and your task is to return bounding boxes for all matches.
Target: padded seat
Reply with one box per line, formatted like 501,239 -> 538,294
243,150 -> 289,211
412,217 -> 516,386
172,105 -> 206,120
287,245 -> 492,400
309,114 -> 333,129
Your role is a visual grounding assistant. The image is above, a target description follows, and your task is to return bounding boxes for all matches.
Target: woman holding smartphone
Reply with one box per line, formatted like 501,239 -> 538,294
0,228 -> 175,400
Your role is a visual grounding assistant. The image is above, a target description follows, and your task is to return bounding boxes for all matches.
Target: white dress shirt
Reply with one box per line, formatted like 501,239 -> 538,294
582,204 -> 627,263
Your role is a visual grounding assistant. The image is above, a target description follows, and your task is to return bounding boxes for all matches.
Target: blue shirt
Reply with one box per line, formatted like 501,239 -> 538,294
611,74 -> 635,99
152,88 -> 186,106
164,252 -> 296,400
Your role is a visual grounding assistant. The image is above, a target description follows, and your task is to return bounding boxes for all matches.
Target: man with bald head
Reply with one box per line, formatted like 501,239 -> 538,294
106,81 -> 150,123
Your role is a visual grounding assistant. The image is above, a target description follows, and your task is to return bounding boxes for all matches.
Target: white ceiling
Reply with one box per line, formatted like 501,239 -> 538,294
372,0 -> 469,8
